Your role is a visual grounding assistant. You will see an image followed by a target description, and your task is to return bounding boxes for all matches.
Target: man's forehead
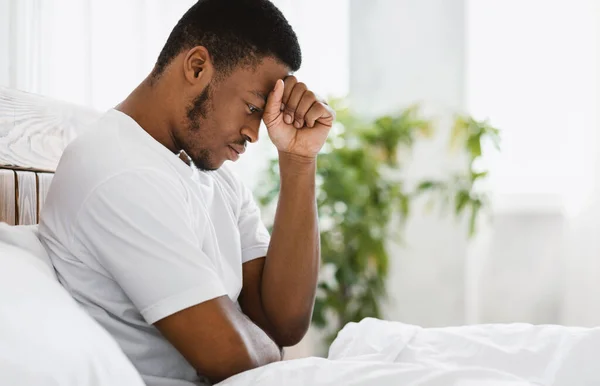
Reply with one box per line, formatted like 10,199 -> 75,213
238,57 -> 290,78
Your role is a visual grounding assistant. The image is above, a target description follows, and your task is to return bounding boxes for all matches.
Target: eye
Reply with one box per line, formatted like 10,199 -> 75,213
247,104 -> 261,114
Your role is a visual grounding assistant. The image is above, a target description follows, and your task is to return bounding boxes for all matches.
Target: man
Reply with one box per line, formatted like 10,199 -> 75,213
38,0 -> 334,385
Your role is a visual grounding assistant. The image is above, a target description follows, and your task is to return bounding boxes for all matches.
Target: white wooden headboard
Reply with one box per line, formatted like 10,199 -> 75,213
0,87 -> 102,225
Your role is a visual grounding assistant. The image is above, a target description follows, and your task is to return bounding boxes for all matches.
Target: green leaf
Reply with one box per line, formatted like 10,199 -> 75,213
468,199 -> 482,237
467,135 -> 482,158
416,180 -> 439,192
471,171 -> 488,181
450,115 -> 468,149
312,298 -> 326,328
399,194 -> 410,218
455,190 -> 470,214
254,97 -> 498,349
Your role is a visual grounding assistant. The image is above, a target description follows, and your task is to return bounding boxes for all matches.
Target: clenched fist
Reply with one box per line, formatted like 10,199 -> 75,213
262,76 -> 335,158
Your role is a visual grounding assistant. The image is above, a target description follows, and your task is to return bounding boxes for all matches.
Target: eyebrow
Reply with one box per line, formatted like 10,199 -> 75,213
251,91 -> 268,103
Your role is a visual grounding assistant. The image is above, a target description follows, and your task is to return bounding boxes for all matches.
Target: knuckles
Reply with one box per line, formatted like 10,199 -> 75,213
303,90 -> 315,101
284,75 -> 298,84
295,82 -> 307,92
278,77 -> 336,124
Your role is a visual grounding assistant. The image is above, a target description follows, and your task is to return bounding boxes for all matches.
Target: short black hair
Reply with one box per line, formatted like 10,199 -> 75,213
152,0 -> 301,79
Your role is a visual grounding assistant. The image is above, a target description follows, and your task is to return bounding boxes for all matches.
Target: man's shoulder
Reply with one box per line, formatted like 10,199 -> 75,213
58,113 -> 186,190
59,112 -> 124,172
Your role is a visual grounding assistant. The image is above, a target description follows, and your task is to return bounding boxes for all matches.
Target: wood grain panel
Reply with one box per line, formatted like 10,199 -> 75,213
37,172 -> 54,217
0,169 -> 16,225
16,171 -> 37,225
0,86 -> 101,171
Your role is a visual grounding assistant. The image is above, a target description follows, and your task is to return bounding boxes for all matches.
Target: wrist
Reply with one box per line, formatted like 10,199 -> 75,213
278,151 -> 317,175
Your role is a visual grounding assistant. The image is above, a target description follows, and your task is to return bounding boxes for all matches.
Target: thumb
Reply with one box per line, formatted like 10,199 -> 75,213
264,79 -> 284,116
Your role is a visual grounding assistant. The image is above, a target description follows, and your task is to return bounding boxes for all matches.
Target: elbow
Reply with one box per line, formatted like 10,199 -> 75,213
196,342 -> 269,384
271,317 -> 311,347
274,331 -> 305,348
192,333 -> 281,383
262,298 -> 315,347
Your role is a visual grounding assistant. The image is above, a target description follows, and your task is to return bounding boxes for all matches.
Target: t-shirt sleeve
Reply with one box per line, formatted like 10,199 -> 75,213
237,183 -> 271,263
73,169 -> 227,324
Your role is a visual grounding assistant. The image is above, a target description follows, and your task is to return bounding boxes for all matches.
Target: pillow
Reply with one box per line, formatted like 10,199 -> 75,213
0,222 -> 55,279
0,241 -> 145,386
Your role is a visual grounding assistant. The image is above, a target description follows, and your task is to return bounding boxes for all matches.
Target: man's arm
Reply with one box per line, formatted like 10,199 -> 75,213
239,154 -> 318,347
154,296 -> 281,383
239,77 -> 334,347
72,170 -> 282,384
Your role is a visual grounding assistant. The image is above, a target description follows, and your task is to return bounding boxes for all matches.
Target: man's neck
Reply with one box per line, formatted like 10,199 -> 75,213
116,77 -> 180,154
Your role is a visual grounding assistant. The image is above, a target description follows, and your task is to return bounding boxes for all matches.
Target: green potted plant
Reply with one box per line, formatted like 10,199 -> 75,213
256,100 -> 500,347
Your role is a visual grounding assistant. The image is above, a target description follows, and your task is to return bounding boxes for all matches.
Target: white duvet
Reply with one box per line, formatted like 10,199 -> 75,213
2,224 -> 598,385
219,318 -> 600,386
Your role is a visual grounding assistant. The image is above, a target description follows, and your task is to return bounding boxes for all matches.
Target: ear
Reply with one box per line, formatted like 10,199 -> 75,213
182,46 -> 214,85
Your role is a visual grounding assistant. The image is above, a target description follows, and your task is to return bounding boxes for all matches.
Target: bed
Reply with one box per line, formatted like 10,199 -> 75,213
0,86 -> 101,225
0,87 -> 146,386
1,86 -> 599,386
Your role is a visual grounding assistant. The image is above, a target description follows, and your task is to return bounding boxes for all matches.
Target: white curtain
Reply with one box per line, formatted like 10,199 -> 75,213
0,0 -> 349,188
2,0 -> 196,109
466,0 -> 600,325
1,0 -> 349,108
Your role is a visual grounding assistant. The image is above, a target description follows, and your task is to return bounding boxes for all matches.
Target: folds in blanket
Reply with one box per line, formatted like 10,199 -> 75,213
328,317 -> 421,362
330,318 -> 600,385
220,318 -> 600,386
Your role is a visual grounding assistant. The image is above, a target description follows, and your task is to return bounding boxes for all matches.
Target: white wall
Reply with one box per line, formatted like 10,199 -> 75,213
561,0 -> 600,326
0,0 -> 10,86
349,0 -> 468,327
477,213 -> 565,324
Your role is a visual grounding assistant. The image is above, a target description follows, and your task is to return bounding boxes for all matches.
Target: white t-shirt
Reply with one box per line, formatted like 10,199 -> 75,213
39,109 -> 271,386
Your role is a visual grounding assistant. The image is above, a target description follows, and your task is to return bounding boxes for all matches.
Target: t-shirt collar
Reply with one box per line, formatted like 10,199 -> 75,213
108,109 -> 194,179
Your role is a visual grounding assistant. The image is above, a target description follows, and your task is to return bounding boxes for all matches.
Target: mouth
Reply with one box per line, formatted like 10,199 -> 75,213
228,145 -> 242,161
230,144 -> 246,155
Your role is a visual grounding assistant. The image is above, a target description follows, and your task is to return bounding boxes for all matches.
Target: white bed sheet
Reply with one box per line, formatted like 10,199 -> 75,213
219,318 -> 600,386
0,241 -> 145,386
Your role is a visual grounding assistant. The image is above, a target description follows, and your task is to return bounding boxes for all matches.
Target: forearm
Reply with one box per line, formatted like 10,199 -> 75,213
261,151 -> 320,345
155,296 -> 281,383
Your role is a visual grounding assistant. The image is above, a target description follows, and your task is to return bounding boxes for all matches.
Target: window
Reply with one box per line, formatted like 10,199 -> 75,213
466,0 -> 599,213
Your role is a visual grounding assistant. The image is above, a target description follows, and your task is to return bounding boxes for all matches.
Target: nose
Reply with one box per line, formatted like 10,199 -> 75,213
241,123 -> 260,143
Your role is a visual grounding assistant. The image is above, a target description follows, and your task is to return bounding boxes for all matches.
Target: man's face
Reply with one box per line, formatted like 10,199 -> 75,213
174,57 -> 290,171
